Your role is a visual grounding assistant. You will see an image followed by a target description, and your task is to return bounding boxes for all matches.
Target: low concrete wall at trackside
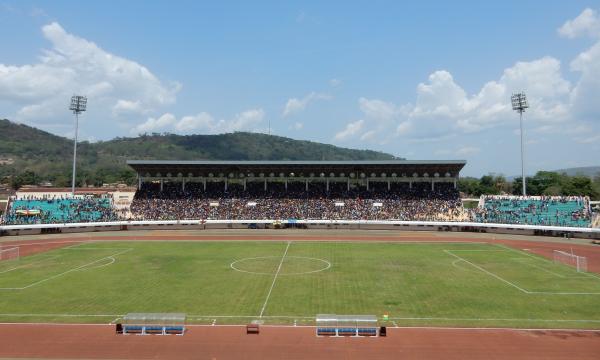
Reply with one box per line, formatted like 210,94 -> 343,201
1,220 -> 599,240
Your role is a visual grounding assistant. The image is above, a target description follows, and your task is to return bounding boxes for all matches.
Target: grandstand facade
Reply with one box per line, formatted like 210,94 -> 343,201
127,160 -> 466,191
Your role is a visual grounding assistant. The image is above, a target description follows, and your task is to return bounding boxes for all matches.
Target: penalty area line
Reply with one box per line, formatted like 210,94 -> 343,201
0,248 -> 133,291
444,250 -> 531,294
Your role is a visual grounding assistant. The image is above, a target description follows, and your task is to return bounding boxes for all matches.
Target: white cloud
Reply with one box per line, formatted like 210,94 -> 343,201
227,109 -> 266,132
132,113 -> 177,134
569,41 -> 600,119
558,8 -> 600,39
575,134 -> 600,144
112,99 -> 144,116
334,120 -> 364,141
132,108 -> 266,135
396,121 -> 411,135
455,146 -> 480,156
0,22 -> 180,135
292,122 -> 304,130
296,11 -> 306,23
329,78 -> 342,87
435,146 -> 479,157
283,92 -> 331,117
412,57 -> 571,133
175,112 -> 215,132
359,97 -> 401,120
334,55 -> 577,143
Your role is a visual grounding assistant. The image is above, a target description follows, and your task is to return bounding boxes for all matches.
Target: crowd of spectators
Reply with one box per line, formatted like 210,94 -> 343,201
3,185 -> 592,228
469,195 -> 591,227
2,195 -> 120,225
130,181 -> 465,221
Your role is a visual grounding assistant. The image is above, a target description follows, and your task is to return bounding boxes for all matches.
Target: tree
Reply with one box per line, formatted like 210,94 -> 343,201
561,175 -> 597,197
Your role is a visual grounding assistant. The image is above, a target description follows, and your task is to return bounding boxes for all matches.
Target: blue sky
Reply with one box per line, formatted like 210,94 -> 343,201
1,1 -> 599,177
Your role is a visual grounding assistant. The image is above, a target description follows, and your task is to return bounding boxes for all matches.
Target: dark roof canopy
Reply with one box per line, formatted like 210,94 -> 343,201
127,160 -> 466,178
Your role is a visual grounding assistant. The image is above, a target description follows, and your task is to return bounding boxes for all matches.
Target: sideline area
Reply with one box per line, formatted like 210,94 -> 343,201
0,323 -> 599,360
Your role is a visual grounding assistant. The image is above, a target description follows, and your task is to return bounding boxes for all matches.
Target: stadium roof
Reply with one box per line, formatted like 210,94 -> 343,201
127,160 -> 466,177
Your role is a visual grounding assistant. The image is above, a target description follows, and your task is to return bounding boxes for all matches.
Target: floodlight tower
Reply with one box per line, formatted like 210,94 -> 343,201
511,92 -> 528,196
69,95 -> 87,197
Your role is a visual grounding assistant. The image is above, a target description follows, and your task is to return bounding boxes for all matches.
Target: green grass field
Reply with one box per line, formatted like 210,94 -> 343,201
1,240 -> 599,328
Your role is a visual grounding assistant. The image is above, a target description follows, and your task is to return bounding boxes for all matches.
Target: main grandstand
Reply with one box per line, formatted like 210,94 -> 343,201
0,160 -> 595,228
129,160 -> 467,221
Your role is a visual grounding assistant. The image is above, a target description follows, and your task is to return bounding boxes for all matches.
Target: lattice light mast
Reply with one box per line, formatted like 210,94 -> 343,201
511,92 -> 529,196
69,95 -> 87,196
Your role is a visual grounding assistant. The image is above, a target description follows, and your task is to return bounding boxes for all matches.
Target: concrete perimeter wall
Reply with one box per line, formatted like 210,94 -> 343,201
1,220 -> 599,240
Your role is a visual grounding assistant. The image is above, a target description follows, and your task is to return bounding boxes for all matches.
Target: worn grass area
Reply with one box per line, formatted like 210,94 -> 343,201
0,240 -> 599,328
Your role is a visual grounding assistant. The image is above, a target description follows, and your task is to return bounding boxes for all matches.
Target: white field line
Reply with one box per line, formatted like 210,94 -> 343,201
495,243 -> 600,283
0,313 -> 122,317
494,244 -> 546,261
180,324 -> 600,331
64,241 -> 133,251
445,249 -> 600,295
447,249 -> 506,252
511,258 -> 567,278
6,240 -> 92,247
444,250 -> 531,294
259,241 -> 291,318
75,256 -> 115,271
230,256 -> 331,276
0,248 -> 133,290
0,323 -> 116,327
1,313 -> 600,327
388,316 -> 600,323
583,272 -> 600,281
0,255 -> 59,274
64,242 -> 96,249
189,315 -> 314,319
451,258 -> 478,273
0,322 -> 598,332
5,239 -> 487,247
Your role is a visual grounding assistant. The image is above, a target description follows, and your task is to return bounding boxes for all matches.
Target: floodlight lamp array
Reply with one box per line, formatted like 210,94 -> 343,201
69,95 -> 87,114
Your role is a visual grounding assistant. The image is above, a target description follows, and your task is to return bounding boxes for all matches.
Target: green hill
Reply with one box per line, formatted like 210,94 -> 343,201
0,119 -> 399,188
552,166 -> 600,178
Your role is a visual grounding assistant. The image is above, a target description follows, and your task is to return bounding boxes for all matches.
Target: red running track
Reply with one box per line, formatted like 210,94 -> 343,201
0,324 -> 599,360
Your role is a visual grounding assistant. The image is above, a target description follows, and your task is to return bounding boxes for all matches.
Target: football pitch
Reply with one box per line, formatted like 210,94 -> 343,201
1,240 -> 599,329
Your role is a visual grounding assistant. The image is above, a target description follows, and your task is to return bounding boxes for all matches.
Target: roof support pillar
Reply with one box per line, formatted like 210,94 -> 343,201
454,178 -> 457,189
431,180 -> 434,191
305,179 -> 308,191
388,180 -> 391,191
347,178 -> 350,191
138,176 -> 142,190
264,179 -> 267,191
409,181 -> 412,189
366,179 -> 369,191
225,179 -> 228,192
160,179 -> 164,192
285,179 -> 288,191
203,179 -> 206,191
182,178 -> 185,192
326,179 -> 329,192
243,179 -> 247,191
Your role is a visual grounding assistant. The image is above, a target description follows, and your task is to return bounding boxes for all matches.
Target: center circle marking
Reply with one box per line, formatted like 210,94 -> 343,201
230,256 -> 331,275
